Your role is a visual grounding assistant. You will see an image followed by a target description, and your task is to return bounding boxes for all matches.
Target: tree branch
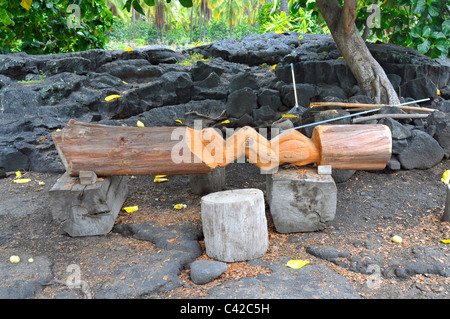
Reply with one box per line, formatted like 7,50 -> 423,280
342,0 -> 357,34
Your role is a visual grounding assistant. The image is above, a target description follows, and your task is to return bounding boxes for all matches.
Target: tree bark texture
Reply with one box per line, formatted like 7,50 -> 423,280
316,0 -> 400,105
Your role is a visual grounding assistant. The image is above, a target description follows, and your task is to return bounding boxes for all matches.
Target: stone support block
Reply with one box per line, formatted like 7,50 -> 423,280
266,166 -> 337,233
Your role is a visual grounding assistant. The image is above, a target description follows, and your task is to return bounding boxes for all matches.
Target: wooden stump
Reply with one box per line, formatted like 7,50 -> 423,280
49,173 -> 128,237
201,189 -> 268,262
443,184 -> 450,222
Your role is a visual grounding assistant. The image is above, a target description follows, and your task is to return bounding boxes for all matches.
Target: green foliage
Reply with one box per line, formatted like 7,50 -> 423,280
355,0 -> 449,58
17,70 -> 46,84
258,0 -> 329,34
123,0 -> 192,16
0,0 -> 114,54
176,52 -> 208,66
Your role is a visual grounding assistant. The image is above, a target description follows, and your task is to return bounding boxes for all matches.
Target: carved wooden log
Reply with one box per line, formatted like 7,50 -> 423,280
52,119 -> 217,176
52,120 -> 392,176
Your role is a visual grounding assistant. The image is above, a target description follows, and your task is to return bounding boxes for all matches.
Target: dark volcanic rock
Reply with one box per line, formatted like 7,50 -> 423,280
96,59 -> 163,82
188,32 -> 302,66
226,87 -> 258,118
398,129 -> 444,169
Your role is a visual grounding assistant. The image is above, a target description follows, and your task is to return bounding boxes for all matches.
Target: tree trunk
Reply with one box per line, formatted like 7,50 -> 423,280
201,189 -> 268,262
189,6 -> 194,43
229,0 -> 233,39
316,0 -> 400,105
132,8 -> 136,44
280,0 -> 289,16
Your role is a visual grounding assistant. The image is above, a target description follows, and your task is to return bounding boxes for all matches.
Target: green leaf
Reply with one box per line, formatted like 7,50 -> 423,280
0,8 -> 13,26
178,0 -> 193,8
427,5 -> 439,17
413,1 -> 427,14
443,20 -> 450,36
417,39 -> 431,54
422,26 -> 431,37
143,0 -> 155,6
132,0 -> 145,15
431,31 -> 446,39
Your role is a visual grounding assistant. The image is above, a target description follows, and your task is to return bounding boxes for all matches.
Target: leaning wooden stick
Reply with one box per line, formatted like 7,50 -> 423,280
52,119 -> 392,177
352,113 -> 429,123
310,102 -> 436,113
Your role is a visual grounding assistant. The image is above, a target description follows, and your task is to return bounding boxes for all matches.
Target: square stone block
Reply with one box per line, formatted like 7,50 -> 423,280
266,166 -> 337,233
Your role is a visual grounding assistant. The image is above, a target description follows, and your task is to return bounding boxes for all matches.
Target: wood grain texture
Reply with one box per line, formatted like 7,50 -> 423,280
312,124 -> 392,170
53,120 -> 392,176
52,120 -> 217,176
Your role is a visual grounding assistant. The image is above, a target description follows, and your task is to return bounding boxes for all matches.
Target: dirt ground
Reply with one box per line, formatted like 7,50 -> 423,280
1,158 -> 449,299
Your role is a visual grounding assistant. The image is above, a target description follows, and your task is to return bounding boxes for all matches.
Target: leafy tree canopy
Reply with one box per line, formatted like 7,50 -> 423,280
0,0 -> 114,54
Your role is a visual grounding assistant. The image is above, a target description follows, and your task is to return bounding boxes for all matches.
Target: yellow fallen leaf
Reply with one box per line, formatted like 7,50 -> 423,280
105,95 -> 122,102
136,120 -> 145,127
441,170 -> 450,185
38,181 -> 45,186
10,255 -> 20,264
122,205 -> 139,213
286,260 -> 310,269
282,114 -> 298,118
20,0 -> 32,10
437,90 -> 441,96
124,47 -> 133,52
14,178 -> 32,184
272,64 -> 277,69
155,175 -> 167,178
28,258 -> 34,263
122,81 -> 128,84
322,51 -> 328,54
338,56 -> 344,59
174,204 -> 187,210
154,177 -> 168,183
441,239 -> 450,244
15,171 -> 22,178
391,235 -> 403,243
175,119 -> 183,124
221,120 -> 230,124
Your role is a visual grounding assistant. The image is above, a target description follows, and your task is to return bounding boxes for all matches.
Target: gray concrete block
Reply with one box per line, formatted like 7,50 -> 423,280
266,166 -> 337,233
189,167 -> 225,195
49,173 -> 128,237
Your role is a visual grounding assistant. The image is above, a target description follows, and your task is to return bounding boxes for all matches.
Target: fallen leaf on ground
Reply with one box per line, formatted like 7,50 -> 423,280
122,206 -> 139,213
104,95 -> 122,102
286,260 -> 310,269
14,178 -> 32,184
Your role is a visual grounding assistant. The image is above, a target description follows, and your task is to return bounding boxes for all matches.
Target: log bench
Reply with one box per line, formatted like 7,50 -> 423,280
49,119 -> 392,237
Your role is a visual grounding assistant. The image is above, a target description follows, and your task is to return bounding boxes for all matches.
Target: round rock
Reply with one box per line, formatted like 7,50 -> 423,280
190,260 -> 228,285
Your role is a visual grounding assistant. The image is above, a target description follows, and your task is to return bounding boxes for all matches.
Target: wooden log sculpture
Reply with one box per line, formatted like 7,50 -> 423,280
52,119 -> 392,176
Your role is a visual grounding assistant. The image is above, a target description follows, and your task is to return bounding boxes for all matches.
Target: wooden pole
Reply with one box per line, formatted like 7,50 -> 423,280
310,102 -> 436,113
352,113 -> 429,123
443,184 -> 450,222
